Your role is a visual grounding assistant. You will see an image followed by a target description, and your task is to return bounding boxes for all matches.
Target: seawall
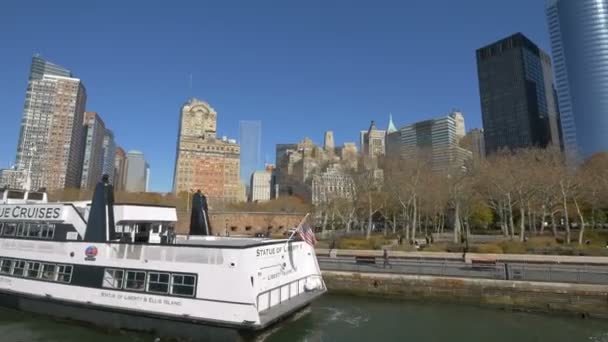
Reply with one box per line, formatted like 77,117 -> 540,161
322,271 -> 608,319
316,249 -> 608,265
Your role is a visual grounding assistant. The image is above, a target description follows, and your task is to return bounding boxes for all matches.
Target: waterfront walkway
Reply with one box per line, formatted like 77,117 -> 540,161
316,249 -> 608,285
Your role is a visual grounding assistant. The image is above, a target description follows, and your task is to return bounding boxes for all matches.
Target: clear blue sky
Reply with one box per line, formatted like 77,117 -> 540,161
0,0 -> 551,193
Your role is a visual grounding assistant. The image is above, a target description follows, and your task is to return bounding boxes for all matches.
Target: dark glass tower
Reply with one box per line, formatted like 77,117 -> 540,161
547,0 -> 608,159
476,33 -> 562,155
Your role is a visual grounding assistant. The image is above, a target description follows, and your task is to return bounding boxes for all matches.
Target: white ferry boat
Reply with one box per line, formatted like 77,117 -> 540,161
0,178 -> 325,341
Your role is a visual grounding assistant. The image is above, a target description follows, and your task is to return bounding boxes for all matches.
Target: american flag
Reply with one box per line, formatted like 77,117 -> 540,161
297,220 -> 317,247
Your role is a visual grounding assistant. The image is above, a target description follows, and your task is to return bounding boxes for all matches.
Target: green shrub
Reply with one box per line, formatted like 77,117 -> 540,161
475,244 -> 504,254
336,235 -> 395,250
337,237 -> 375,250
498,241 -> 527,254
526,237 -> 560,249
421,242 -> 451,252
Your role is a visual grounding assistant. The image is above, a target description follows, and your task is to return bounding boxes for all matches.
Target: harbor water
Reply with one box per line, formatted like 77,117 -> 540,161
0,294 -> 606,342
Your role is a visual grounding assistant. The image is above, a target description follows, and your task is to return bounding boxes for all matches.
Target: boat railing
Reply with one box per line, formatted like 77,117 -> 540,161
255,274 -> 324,312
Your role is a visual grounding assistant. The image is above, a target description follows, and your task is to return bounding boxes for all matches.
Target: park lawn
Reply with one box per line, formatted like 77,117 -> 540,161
320,231 -> 608,256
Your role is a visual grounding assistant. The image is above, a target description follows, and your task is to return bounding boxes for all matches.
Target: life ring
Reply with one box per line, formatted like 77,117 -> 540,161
304,277 -> 321,291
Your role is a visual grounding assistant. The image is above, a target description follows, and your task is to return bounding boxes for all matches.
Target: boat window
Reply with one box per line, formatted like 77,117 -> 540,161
57,265 -> 73,283
7,190 -> 25,199
3,223 -> 16,236
16,223 -> 27,237
147,272 -> 170,294
125,270 -> 146,291
27,192 -> 44,201
26,261 -> 41,278
171,274 -> 196,297
41,224 -> 55,239
152,225 -> 160,234
41,264 -> 57,281
0,223 -> 3,235
102,269 -> 124,289
27,224 -> 42,238
0,259 -> 12,274
12,260 -> 26,277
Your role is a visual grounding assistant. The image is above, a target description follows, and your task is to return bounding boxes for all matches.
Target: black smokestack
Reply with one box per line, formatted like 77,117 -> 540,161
84,174 -> 117,242
189,190 -> 211,235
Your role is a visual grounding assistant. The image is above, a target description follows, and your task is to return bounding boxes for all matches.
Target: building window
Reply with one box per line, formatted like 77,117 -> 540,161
103,269 -> 124,289
147,272 -> 170,294
41,264 -> 57,281
0,259 -> 12,274
12,260 -> 26,277
57,265 -> 73,283
171,274 -> 196,297
245,226 -> 252,231
230,226 -> 237,232
26,261 -> 41,278
125,270 -> 146,291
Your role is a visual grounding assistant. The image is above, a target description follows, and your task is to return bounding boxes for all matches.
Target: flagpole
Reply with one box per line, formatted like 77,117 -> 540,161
287,213 -> 310,241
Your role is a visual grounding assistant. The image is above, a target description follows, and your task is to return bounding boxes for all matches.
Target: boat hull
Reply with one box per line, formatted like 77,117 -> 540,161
0,288 -> 321,341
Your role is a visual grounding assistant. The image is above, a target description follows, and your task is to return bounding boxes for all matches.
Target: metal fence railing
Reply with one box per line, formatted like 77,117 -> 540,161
318,256 -> 608,285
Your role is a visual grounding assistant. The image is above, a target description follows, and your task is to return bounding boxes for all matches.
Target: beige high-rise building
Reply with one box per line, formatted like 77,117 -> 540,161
114,147 -> 127,191
360,121 -> 386,159
339,142 -> 358,170
172,99 -> 241,203
15,56 -> 86,191
323,131 -> 335,156
250,170 -> 272,202
452,111 -> 466,142
461,128 -> 486,166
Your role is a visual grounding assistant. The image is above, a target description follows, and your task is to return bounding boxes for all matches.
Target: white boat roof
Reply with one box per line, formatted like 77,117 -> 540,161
114,204 -> 177,223
176,235 -> 289,248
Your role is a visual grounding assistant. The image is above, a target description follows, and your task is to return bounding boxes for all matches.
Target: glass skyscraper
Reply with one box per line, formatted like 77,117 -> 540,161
239,120 -> 262,185
476,33 -> 561,155
81,112 -> 107,190
394,112 -> 472,173
547,0 -> 608,158
102,129 -> 117,184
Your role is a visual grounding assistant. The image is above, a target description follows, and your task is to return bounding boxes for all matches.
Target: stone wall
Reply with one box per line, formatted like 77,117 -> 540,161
323,271 -> 608,319
175,211 -> 306,235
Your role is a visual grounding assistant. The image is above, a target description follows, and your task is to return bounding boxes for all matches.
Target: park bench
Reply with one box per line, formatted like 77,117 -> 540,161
471,258 -> 497,270
355,255 -> 377,265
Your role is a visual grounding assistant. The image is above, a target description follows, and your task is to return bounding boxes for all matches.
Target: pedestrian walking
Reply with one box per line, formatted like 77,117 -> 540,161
461,234 -> 468,262
383,249 -> 391,269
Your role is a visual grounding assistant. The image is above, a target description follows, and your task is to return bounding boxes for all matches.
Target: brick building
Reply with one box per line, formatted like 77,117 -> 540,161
172,99 -> 241,203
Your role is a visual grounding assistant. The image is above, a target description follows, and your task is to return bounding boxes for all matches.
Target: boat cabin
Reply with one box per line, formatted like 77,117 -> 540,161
113,204 -> 177,244
0,188 -> 47,205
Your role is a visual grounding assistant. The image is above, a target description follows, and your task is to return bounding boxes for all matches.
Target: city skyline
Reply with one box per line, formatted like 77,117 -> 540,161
0,1 -> 561,192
